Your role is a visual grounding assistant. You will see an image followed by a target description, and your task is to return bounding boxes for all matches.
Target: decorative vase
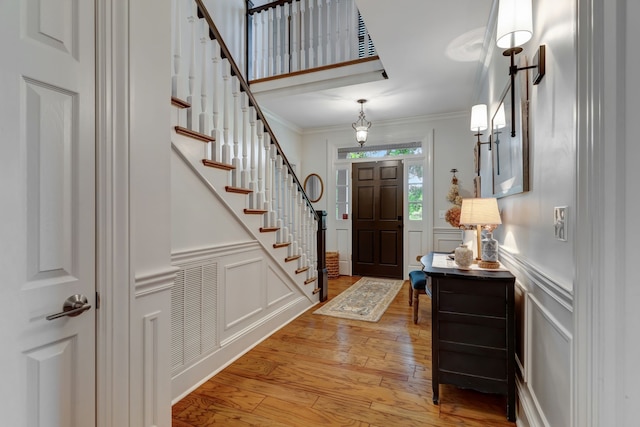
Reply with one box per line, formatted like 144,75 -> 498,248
479,231 -> 501,269
454,245 -> 473,268
481,231 -> 499,262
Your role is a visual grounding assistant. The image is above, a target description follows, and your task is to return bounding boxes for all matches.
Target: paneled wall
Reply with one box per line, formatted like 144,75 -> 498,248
170,151 -> 315,401
474,0 -> 577,425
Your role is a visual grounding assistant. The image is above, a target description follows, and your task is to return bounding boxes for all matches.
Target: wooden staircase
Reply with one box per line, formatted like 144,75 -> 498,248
169,1 -> 326,297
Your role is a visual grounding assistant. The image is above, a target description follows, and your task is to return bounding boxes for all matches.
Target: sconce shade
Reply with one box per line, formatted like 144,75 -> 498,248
460,198 -> 502,226
493,103 -> 506,129
496,0 -> 533,49
470,104 -> 488,132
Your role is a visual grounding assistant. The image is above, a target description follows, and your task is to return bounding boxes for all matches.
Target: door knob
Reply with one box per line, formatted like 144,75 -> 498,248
46,294 -> 92,321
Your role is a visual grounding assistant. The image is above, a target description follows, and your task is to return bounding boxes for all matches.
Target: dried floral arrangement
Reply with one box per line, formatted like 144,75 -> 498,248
444,169 -> 470,229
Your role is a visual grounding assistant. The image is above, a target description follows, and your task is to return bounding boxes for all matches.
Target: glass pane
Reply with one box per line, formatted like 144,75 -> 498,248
336,203 -> 349,219
337,169 -> 348,186
408,184 -> 423,202
408,164 -> 423,183
337,188 -> 347,203
409,202 -> 423,221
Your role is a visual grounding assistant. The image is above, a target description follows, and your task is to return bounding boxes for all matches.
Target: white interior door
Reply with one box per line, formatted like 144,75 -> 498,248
0,1 -> 96,426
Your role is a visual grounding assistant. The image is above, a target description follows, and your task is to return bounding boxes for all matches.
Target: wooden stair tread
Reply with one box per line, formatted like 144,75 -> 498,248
202,159 -> 234,171
171,97 -> 190,108
305,277 -> 318,285
260,227 -> 279,233
175,126 -> 215,143
273,242 -> 291,248
295,266 -> 309,274
245,209 -> 267,215
285,255 -> 301,263
225,186 -> 252,194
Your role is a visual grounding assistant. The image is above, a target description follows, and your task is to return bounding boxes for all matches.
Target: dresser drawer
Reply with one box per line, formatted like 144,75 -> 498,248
438,342 -> 507,380
439,312 -> 506,349
437,278 -> 507,317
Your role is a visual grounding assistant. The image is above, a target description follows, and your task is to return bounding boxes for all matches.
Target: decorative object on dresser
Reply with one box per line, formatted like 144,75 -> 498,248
459,197 -> 502,269
421,252 -> 516,422
454,244 -> 473,268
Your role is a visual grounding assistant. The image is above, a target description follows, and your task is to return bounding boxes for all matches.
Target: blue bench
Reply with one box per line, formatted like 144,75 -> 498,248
408,269 -> 432,324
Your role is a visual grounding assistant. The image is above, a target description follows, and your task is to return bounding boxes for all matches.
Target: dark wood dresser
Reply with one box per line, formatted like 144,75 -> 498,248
421,252 -> 516,422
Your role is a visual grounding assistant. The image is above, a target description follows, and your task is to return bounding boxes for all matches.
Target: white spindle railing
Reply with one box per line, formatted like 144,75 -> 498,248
248,0 -> 375,81
172,0 -> 323,289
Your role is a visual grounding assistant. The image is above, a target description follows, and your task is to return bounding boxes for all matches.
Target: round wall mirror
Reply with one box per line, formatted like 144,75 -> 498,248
304,173 -> 324,203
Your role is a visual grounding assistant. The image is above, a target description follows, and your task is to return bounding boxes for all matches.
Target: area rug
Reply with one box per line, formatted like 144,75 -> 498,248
313,277 -> 404,322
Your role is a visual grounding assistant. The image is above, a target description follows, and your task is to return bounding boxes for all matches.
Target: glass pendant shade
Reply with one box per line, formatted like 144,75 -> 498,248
470,104 -> 488,132
355,127 -> 368,143
496,0 -> 533,49
352,99 -> 371,145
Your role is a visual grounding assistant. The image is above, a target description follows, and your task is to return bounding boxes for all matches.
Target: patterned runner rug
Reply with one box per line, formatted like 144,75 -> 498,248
313,277 -> 404,322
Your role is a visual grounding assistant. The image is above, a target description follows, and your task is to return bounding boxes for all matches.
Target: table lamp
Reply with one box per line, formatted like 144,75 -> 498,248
460,198 -> 502,269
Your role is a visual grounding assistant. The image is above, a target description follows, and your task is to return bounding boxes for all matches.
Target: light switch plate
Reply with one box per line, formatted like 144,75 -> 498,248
554,206 -> 568,241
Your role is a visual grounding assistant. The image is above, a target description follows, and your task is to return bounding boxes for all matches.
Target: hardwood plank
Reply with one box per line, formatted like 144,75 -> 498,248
172,275 -> 516,427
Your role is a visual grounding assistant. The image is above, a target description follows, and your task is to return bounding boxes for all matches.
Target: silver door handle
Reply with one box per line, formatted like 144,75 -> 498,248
46,295 -> 92,321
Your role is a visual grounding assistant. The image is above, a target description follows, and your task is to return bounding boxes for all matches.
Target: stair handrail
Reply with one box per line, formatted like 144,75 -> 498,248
194,0 -> 318,221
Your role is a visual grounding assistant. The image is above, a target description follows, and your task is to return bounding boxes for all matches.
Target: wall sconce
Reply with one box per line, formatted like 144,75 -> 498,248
352,99 -> 371,147
470,103 -> 491,151
496,0 -> 546,137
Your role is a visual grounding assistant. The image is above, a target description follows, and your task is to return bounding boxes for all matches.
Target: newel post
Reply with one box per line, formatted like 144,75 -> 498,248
316,210 -> 328,301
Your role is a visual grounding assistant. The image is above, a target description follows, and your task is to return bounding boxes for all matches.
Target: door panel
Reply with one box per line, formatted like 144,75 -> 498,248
0,0 -> 96,425
352,160 -> 404,278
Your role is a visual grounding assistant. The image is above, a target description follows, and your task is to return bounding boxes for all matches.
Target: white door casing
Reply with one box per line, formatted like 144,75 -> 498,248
0,0 -> 96,426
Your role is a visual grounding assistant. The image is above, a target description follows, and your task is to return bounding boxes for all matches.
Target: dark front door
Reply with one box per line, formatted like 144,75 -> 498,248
352,160 -> 403,278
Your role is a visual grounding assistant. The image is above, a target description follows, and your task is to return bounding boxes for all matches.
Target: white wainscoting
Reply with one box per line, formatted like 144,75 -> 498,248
433,227 -> 464,253
132,268 -> 175,427
499,250 -> 573,427
406,230 -> 424,274
336,227 -> 350,275
170,241 -> 315,402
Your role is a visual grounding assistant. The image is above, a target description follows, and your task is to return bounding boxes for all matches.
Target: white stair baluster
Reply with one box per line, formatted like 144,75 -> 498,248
308,0 -> 314,68
186,1 -> 197,130
232,79 -> 240,187
221,59 -> 231,165
275,5 -> 282,75
257,118 -> 266,211
249,110 -> 258,209
283,3 -> 290,74
300,0 -> 306,70
171,0 -> 182,98
252,13 -> 260,80
317,0 -> 323,66
290,1 -> 299,72
268,8 -> 274,77
241,92 -> 250,189
268,143 -> 277,228
326,0 -> 333,64
334,0 -> 342,62
210,40 -> 220,161
199,20 -> 209,136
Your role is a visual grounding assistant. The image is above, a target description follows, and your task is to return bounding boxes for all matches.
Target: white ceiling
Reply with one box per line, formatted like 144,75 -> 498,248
253,0 -> 496,131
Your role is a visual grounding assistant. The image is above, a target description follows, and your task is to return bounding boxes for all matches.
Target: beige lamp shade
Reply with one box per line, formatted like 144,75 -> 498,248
460,198 -> 502,226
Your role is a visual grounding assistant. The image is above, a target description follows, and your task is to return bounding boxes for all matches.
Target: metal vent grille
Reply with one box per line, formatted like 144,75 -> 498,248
171,260 -> 218,374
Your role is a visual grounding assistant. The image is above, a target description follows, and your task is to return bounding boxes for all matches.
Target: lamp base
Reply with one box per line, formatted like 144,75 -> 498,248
478,260 -> 500,269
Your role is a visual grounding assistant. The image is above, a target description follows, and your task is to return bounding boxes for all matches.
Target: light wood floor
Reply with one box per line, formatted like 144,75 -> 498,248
172,276 -> 516,426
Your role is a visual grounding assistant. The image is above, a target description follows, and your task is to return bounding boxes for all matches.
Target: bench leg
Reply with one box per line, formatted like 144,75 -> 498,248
408,284 -> 413,306
413,291 -> 419,324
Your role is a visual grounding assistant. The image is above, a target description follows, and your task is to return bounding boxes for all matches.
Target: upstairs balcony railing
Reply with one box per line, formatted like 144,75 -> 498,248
247,0 -> 377,81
